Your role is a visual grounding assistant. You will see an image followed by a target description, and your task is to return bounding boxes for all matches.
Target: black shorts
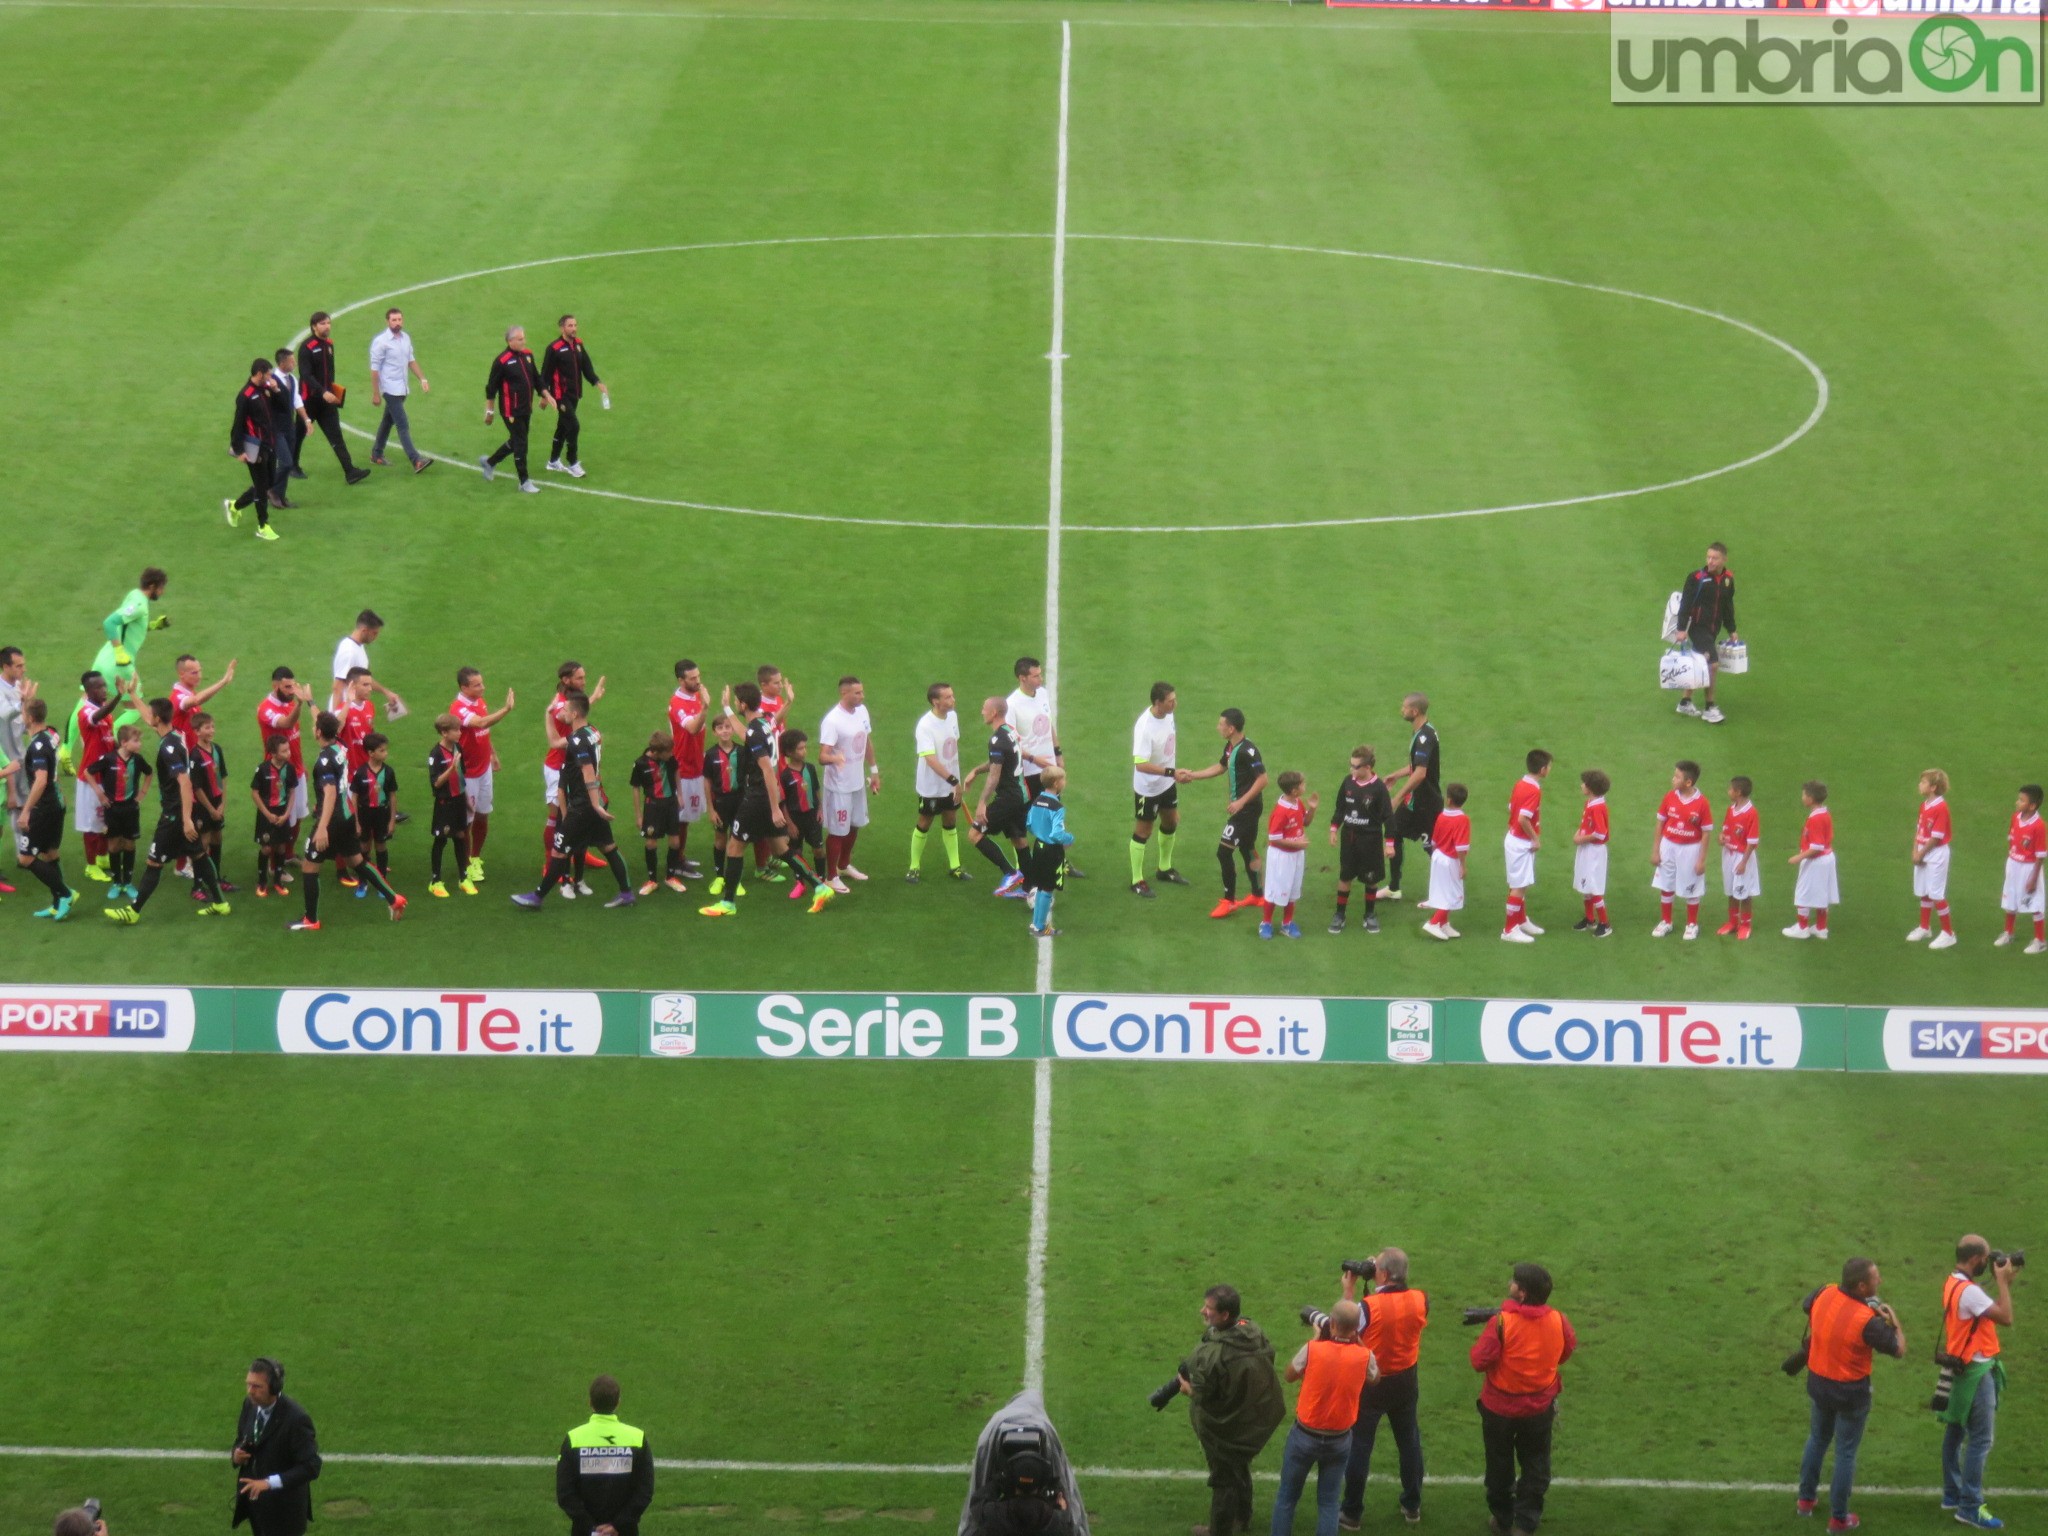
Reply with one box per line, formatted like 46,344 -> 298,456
640,801 -> 680,839
359,806 -> 392,843
430,799 -> 471,838
300,818 -> 361,865
255,817 -> 295,848
191,811 -> 222,838
102,801 -> 141,841
788,809 -> 823,848
1395,798 -> 1441,844
553,804 -> 612,856
1134,785 -> 1179,823
713,791 -> 743,829
731,795 -> 778,846
1689,625 -> 1719,661
1023,841 -> 1066,892
150,814 -> 200,865
24,804 -> 64,858
1221,798 -> 1263,851
983,792 -> 1029,841
1338,829 -> 1388,886
917,794 -> 958,819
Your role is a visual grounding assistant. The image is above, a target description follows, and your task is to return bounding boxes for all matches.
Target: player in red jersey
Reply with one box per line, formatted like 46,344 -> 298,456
1502,749 -> 1550,942
1572,769 -> 1611,937
1997,784 -> 2046,953
169,655 -> 237,750
256,668 -> 314,842
63,670 -> 128,885
1651,759 -> 1713,940
667,659 -> 710,881
450,665 -> 514,884
1784,781 -> 1839,940
1257,770 -> 1314,939
1423,783 -> 1471,939
1718,776 -> 1760,939
543,660 -> 607,892
1907,768 -> 1956,949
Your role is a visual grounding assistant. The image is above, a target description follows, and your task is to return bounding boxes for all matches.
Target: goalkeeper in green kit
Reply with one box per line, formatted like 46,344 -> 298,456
88,567 -> 169,732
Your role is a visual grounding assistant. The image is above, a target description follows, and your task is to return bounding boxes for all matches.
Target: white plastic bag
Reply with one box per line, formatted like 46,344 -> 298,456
1659,647 -> 1710,691
1717,639 -> 1748,675
1660,591 -> 1683,643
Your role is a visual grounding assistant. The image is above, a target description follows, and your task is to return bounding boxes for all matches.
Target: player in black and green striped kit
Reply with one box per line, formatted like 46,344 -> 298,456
1177,708 -> 1269,920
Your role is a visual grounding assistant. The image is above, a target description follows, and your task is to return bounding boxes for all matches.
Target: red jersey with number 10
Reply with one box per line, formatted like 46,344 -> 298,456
1657,789 -> 1713,845
2011,813 -> 2046,865
1508,776 -> 1542,841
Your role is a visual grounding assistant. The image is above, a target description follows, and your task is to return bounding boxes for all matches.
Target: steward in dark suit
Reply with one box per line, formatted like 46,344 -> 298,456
232,1358 -> 322,1536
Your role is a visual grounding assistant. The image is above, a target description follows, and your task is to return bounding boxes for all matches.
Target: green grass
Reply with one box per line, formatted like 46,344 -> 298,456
2,2 -> 2047,1533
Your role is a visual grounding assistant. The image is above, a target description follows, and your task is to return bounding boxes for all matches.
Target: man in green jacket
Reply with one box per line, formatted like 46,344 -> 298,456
1179,1284 -> 1285,1536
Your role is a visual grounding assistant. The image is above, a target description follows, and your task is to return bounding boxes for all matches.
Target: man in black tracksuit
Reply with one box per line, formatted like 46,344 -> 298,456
1674,540 -> 1740,724
226,360 -> 277,532
480,325 -> 551,492
542,314 -> 608,474
298,312 -> 370,484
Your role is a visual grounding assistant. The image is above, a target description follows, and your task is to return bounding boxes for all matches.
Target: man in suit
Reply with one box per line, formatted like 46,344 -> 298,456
232,1358 -> 322,1535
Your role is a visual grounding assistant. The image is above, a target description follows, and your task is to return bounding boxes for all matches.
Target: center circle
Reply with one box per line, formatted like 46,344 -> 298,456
328,234 -> 1826,534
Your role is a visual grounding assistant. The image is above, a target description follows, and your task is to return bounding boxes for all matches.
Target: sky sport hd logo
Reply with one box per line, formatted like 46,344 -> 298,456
1612,13 -> 2042,101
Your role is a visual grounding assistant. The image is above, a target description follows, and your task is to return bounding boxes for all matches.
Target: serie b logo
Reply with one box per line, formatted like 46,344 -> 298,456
1388,1000 -> 1434,1064
649,994 -> 698,1057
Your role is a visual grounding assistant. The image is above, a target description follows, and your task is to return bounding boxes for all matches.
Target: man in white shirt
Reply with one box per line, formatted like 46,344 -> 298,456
1940,1236 -> 2018,1529
819,675 -> 879,892
368,307 -> 432,473
1131,681 -> 1186,898
0,644 -> 29,889
330,610 -> 407,719
270,347 -> 312,498
908,683 -> 965,883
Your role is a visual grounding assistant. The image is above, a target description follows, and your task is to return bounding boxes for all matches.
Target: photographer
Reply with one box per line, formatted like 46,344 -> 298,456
52,1508 -> 106,1536
1273,1299 -> 1376,1536
1793,1256 -> 1904,1530
1940,1236 -> 2018,1531
961,1388 -> 1087,1536
1175,1283 -> 1284,1536
1338,1251 -> 1428,1531
1468,1264 -> 1575,1536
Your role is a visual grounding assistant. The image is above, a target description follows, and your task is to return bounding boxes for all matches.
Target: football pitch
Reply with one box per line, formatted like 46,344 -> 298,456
2,0 -> 2046,1532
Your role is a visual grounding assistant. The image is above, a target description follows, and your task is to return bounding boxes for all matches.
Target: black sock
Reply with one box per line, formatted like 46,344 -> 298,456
1389,843 -> 1405,891
1364,886 -> 1378,914
780,849 -> 824,888
536,855 -> 570,897
723,851 -> 746,896
358,862 -> 398,904
646,844 -> 660,881
974,835 -> 1015,877
605,846 -> 632,893
432,836 -> 447,881
133,863 -> 164,911
33,862 -> 67,900
376,848 -> 389,876
303,870 -> 320,921
1217,846 -> 1237,901
1335,889 -> 1350,918
192,854 -> 224,903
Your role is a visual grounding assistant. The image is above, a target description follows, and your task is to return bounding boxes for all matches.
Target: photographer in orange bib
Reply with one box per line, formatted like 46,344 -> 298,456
1467,1265 -> 1575,1536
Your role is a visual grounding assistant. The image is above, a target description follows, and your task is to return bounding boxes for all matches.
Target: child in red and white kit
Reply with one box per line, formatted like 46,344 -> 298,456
1572,769 -> 1610,938
1502,749 -> 1550,943
1259,771 -> 1315,940
1908,768 -> 1957,950
1784,780 -> 1839,940
1997,783 -> 2045,954
1718,775 -> 1760,940
1423,782 -> 1471,940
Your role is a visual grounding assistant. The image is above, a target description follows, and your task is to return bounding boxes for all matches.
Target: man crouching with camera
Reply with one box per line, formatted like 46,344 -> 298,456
1336,1252 -> 1428,1531
1167,1284 -> 1285,1536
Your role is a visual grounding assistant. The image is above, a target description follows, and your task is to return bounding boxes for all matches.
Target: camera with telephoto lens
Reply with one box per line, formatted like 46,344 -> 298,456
1300,1305 -> 1333,1338
1462,1307 -> 1501,1326
1341,1258 -> 1377,1284
1991,1248 -> 2026,1271
1148,1361 -> 1192,1411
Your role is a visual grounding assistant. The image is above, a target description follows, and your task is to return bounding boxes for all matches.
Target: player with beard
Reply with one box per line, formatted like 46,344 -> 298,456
103,697 -> 229,923
698,684 -> 833,919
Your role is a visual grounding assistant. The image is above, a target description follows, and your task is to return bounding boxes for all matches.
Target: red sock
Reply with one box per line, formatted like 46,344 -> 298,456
1429,910 -> 1447,928
1283,903 -> 1295,924
754,844 -> 771,870
1920,900 -> 1933,928
842,827 -> 859,867
469,813 -> 489,858
1938,903 -> 1953,934
1582,895 -> 1594,922
1504,895 -> 1522,934
541,813 -> 558,869
824,834 -> 843,878
1595,899 -> 1608,924
84,832 -> 106,863
2007,913 -> 2019,936
1816,908 -> 1829,933
1262,901 -> 1277,923
1686,901 -> 1699,926
1660,896 -> 1673,924
2036,918 -> 2046,944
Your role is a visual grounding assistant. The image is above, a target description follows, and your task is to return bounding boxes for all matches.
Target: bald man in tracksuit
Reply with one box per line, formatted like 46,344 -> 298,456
480,326 -> 551,493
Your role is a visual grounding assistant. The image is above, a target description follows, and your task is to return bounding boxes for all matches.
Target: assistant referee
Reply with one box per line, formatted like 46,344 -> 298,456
557,1375 -> 654,1536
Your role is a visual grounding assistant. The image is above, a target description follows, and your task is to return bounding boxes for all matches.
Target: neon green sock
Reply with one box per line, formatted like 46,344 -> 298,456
910,826 -> 927,871
941,826 -> 961,870
1157,829 -> 1177,872
1130,838 -> 1148,885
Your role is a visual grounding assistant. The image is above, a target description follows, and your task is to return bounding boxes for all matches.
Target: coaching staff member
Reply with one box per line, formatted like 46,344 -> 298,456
231,1358 -> 321,1536
1339,1250 -> 1428,1530
1795,1256 -> 1903,1530
1177,1283 -> 1284,1536
224,360 -> 279,538
481,326 -> 551,493
1673,541 -> 1739,724
557,1374 -> 654,1536
1469,1264 -> 1574,1536
543,314 -> 608,476
298,313 -> 370,485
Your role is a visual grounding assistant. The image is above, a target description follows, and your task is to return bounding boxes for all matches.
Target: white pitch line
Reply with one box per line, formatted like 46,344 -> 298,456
0,1446 -> 2038,1499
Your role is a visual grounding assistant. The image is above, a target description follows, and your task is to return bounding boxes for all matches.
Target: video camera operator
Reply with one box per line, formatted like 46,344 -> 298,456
961,1388 -> 1088,1536
1163,1283 -> 1284,1536
1273,1297 -> 1376,1536
1940,1235 -> 2021,1531
1337,1250 -> 1428,1531
1790,1256 -> 1904,1531
1467,1263 -> 1575,1536
52,1504 -> 107,1536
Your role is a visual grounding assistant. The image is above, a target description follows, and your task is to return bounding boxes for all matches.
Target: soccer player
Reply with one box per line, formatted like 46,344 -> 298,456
1502,749 -> 1551,943
250,733 -> 299,898
542,314 -> 607,475
351,733 -> 399,889
1421,782 -> 1471,940
667,659 -> 710,880
778,730 -> 831,899
908,682 -> 967,883
103,696 -> 229,923
223,358 -> 280,540
450,667 -> 515,883
1651,759 -> 1713,940
705,713 -> 744,898
544,660 -> 607,893
190,712 -> 231,893
426,714 -> 475,898
696,684 -> 832,918
14,698 -> 75,919
515,692 -> 635,910
256,668 -> 314,838
963,698 -> 1029,897
297,311 -> 372,485
1997,784 -> 2046,953
90,567 -> 169,711
1383,692 -> 1442,902
1908,769 -> 1957,949
1785,781 -> 1839,940
1130,682 -> 1185,897
629,732 -> 683,896
1572,769 -> 1611,937
63,670 -> 126,885
728,666 -> 795,878
1025,764 -> 1074,938
289,710 -> 404,931
1177,708 -> 1267,919
1326,745 -> 1393,934
819,675 -> 878,891
1719,776 -> 1761,940
339,669 -> 378,770
479,325 -> 551,493
1673,542 -> 1739,724
1257,770 -> 1314,940
170,655 -> 237,749
94,723 -> 148,901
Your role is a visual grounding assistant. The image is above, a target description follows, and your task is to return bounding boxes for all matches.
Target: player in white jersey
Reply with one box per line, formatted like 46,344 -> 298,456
819,675 -> 879,892
908,683 -> 966,882
1130,681 -> 1187,897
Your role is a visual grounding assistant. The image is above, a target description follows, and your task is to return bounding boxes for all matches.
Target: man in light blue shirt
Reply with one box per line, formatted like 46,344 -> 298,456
367,307 -> 432,473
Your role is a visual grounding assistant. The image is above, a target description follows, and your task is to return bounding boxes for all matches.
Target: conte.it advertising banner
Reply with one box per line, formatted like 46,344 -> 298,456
276,989 -> 605,1056
0,986 -> 198,1051
646,992 -> 1039,1059
1050,995 -> 1328,1062
1479,998 -> 1804,1069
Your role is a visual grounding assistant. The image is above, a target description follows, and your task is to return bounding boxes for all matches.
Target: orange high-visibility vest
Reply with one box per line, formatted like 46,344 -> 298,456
1488,1309 -> 1565,1397
1807,1286 -> 1875,1384
1364,1289 -> 1429,1375
1944,1274 -> 2001,1362
1296,1338 -> 1374,1433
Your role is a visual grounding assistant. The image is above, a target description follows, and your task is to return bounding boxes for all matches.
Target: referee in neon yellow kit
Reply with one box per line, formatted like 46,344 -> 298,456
557,1375 -> 654,1536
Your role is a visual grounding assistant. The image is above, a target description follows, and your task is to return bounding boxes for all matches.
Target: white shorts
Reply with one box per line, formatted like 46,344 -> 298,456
678,775 -> 708,824
1722,847 -> 1761,901
1913,846 -> 1950,901
823,786 -> 869,837
1264,845 -> 1306,905
1504,833 -> 1536,891
464,767 -> 495,815
1427,848 -> 1465,913
543,764 -> 561,809
1652,837 -> 1707,900
1794,851 -> 1840,909
72,776 -> 104,834
1572,843 -> 1608,896
289,778 -> 309,823
2002,856 -> 2046,916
